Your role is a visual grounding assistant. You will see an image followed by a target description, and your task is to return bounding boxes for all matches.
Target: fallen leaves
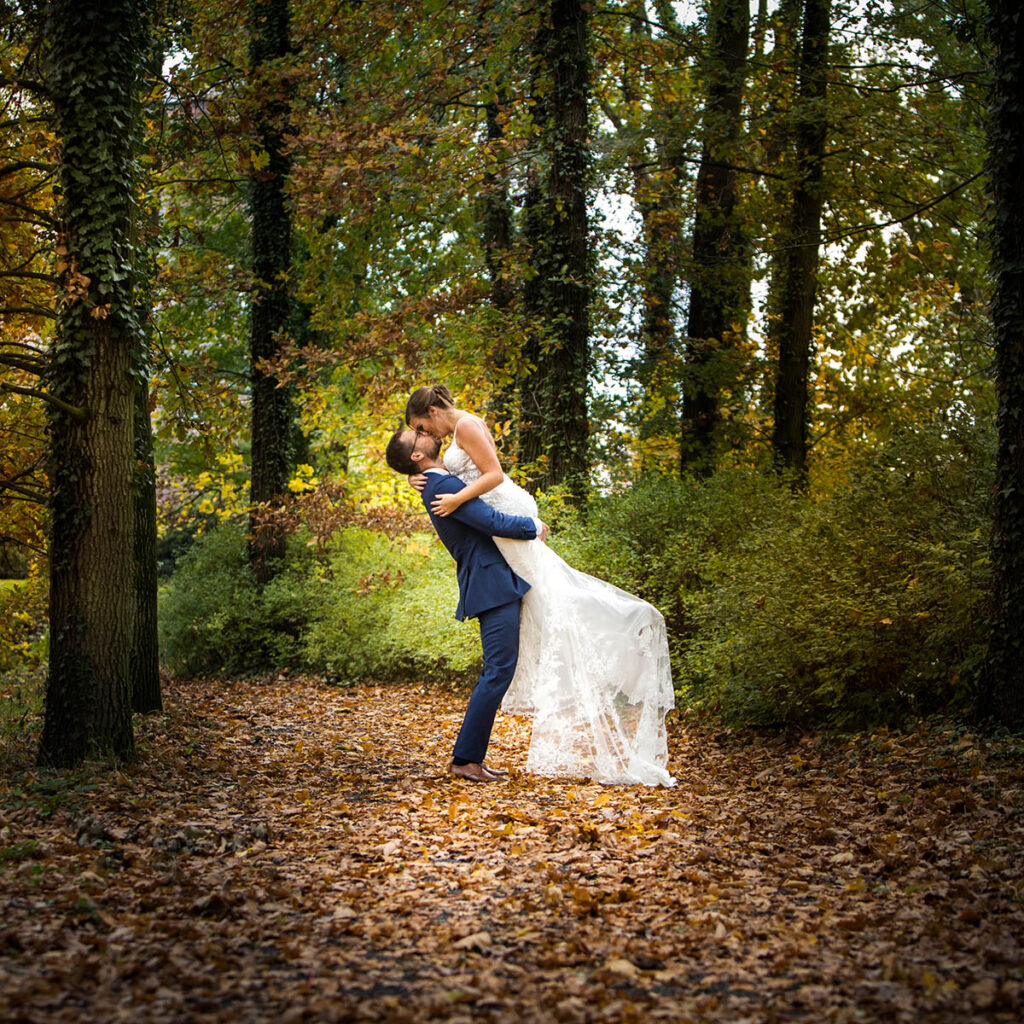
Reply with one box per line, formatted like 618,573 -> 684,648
0,676 -> 1022,1023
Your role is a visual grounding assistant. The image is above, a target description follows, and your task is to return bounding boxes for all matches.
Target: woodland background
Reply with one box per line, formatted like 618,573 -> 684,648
1,0 -> 1023,765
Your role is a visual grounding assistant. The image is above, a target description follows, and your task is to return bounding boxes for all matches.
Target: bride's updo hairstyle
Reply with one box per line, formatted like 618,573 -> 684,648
405,384 -> 454,424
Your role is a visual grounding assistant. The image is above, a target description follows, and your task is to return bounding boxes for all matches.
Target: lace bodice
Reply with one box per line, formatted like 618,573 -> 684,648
443,435 -> 539,518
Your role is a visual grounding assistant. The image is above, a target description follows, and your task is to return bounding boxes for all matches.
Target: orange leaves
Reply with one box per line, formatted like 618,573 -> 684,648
1,678 -> 1023,1021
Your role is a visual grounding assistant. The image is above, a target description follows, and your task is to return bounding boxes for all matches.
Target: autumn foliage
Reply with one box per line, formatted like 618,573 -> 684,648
2,677 -> 1022,1022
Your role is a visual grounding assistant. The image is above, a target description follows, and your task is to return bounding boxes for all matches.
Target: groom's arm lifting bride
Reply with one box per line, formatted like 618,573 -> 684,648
385,427 -> 548,783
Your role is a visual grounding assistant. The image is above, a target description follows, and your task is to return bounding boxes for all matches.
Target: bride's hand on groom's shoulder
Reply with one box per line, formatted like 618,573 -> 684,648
408,473 -> 427,493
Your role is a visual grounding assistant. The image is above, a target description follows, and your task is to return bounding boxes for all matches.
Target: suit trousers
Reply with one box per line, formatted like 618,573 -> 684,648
452,598 -> 522,764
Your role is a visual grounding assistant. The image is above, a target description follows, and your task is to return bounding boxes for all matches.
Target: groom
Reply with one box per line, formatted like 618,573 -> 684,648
385,427 -> 547,783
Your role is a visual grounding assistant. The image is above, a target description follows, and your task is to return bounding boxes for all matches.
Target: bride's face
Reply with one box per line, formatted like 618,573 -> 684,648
409,406 -> 447,441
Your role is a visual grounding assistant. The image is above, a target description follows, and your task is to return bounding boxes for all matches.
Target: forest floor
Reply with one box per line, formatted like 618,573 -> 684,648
1,676 -> 1022,1024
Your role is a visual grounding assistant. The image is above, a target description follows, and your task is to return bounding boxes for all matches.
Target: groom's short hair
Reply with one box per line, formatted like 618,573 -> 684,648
385,429 -> 417,475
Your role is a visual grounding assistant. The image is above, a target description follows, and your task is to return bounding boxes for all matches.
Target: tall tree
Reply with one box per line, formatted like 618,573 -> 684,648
518,0 -> 591,503
977,0 -> 1024,727
130,40 -> 166,716
680,0 -> 750,475
478,1 -> 517,444
768,0 -> 831,486
248,0 -> 297,582
38,0 -> 148,767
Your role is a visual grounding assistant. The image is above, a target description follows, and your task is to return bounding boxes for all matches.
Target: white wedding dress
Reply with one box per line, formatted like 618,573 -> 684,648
444,433 -> 676,787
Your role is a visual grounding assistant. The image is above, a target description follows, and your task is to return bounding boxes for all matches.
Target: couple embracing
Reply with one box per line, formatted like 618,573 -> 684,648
386,385 -> 675,787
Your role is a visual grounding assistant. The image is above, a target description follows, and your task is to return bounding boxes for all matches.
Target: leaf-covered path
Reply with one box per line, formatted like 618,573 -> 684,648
2,677 -> 1022,1023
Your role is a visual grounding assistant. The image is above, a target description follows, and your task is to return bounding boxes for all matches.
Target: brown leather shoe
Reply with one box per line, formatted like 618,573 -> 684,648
481,763 -> 507,777
450,762 -> 497,783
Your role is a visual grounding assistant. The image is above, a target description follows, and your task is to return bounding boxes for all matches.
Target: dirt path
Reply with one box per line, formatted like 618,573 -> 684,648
1,677 -> 1022,1022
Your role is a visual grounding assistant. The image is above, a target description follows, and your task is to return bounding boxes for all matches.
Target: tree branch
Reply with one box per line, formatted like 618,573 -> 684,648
0,381 -> 87,420
0,159 -> 54,177
0,478 -> 47,504
0,305 -> 57,320
0,351 -> 45,375
0,533 -> 47,556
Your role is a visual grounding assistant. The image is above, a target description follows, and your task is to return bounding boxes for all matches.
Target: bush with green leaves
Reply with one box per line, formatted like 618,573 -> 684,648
562,424 -> 991,728
159,521 -> 480,682
161,421 -> 991,728
688,427 -> 991,728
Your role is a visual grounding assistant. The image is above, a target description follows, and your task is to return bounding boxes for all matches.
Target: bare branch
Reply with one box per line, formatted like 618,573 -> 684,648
0,533 -> 47,556
0,351 -> 45,375
0,269 -> 57,285
0,159 -> 54,177
0,305 -> 56,320
0,478 -> 47,503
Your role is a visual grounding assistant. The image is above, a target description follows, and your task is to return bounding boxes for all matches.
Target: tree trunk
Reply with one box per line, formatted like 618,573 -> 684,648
131,378 -> 161,713
131,41 -> 163,715
624,3 -> 683,465
39,0 -> 147,767
481,82 -> 517,446
977,0 -> 1024,728
518,15 -> 550,480
248,0 -> 296,583
518,0 -> 590,504
680,0 -> 750,476
768,0 -> 830,487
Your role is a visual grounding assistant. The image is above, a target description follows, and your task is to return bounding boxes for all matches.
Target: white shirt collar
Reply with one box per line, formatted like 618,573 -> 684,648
423,467 -> 448,475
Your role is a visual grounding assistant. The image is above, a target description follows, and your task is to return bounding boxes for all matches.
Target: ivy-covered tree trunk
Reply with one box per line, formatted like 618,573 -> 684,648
130,41 -> 163,716
481,81 -> 517,444
38,0 -> 148,767
680,0 -> 750,476
768,0 -> 830,487
625,3 -> 684,465
978,0 -> 1024,728
518,0 -> 590,504
131,378 -> 161,713
248,0 -> 296,583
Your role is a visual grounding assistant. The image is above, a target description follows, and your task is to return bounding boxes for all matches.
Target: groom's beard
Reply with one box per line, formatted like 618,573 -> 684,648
418,435 -> 442,460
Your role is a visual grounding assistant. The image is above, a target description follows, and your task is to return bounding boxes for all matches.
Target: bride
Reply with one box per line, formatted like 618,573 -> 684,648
405,384 -> 676,787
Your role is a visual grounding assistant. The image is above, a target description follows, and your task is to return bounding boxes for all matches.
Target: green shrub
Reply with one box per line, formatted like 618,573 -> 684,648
686,427 -> 991,728
302,527 -> 481,683
159,522 -> 311,674
159,421 -> 992,728
159,522 -> 481,682
551,423 -> 991,728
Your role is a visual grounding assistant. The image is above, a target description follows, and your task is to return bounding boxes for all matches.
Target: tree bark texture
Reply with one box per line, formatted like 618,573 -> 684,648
517,0 -> 590,504
248,0 -> 296,583
768,0 -> 830,487
39,0 -> 147,767
624,3 -> 684,462
680,0 -> 750,476
481,83 -> 517,443
978,0 -> 1024,728
131,378 -> 161,713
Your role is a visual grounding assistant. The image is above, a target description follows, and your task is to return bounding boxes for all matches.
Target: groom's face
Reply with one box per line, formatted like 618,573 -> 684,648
409,429 -> 441,463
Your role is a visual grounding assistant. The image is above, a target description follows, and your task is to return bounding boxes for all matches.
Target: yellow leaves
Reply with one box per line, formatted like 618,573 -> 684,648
287,463 -> 319,493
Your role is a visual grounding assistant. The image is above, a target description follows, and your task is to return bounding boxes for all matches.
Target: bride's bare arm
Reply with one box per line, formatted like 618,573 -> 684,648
430,416 -> 505,517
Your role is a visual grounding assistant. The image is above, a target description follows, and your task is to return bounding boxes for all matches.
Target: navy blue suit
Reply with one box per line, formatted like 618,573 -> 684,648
420,470 -> 538,764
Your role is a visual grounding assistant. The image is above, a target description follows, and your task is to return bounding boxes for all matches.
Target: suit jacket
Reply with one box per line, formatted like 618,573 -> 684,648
420,470 -> 537,620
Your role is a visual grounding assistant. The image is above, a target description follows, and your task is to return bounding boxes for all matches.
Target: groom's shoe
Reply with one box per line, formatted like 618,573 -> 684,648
481,763 -> 507,778
450,761 -> 499,783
